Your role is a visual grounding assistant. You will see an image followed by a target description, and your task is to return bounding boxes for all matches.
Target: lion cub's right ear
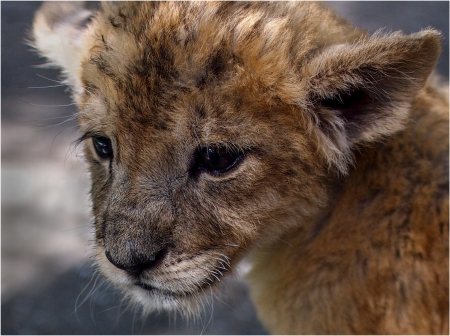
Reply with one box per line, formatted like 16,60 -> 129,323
31,2 -> 93,94
297,30 -> 442,174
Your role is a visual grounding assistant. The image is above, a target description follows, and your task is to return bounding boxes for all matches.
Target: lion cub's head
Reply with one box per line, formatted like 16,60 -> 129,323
32,2 -> 440,313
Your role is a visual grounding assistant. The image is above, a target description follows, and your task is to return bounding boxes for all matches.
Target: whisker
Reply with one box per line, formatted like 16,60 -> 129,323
199,285 -> 214,335
36,73 -> 64,83
32,119 -> 79,132
211,273 -> 221,282
17,98 -> 77,107
214,257 -> 231,267
74,269 -> 99,314
28,114 -> 78,122
213,252 -> 231,263
48,126 -> 78,155
27,84 -> 66,89
97,303 -> 126,314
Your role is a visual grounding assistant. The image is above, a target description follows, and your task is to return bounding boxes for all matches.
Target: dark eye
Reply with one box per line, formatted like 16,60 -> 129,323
196,146 -> 243,175
92,136 -> 113,159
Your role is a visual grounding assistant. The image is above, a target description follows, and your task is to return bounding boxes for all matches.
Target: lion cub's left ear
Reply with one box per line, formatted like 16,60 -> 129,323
31,2 -> 93,94
299,30 -> 441,173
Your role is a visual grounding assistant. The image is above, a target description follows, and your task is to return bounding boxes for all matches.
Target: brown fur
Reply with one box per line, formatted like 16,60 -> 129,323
32,2 -> 448,334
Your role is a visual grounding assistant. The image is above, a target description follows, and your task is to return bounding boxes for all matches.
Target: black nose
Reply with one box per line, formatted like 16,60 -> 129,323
105,246 -> 168,277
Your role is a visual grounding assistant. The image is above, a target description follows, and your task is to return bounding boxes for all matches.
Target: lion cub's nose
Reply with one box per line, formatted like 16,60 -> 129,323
105,243 -> 168,277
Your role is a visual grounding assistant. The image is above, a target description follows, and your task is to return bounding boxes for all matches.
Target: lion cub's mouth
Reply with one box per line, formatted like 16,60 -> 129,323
135,282 -> 157,292
133,274 -> 220,298
134,282 -> 205,297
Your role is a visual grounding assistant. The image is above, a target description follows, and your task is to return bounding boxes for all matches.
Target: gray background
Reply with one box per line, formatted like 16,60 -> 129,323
2,2 -> 448,334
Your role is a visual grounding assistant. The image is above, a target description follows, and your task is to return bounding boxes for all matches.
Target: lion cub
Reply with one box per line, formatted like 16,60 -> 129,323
32,2 -> 448,334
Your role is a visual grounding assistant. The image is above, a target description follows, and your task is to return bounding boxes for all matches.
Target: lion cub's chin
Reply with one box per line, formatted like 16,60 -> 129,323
126,284 -> 213,315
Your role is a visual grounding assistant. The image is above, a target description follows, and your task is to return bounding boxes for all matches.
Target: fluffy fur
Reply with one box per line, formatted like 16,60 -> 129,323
32,2 -> 448,334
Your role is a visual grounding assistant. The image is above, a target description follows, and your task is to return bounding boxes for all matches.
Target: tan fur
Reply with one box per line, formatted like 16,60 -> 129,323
32,2 -> 448,334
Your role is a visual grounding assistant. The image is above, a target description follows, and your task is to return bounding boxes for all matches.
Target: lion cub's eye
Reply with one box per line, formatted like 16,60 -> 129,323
92,136 -> 113,159
196,146 -> 243,175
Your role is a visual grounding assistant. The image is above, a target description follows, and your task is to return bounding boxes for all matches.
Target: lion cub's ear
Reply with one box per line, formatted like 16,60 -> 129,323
32,2 -> 93,93
300,30 -> 441,173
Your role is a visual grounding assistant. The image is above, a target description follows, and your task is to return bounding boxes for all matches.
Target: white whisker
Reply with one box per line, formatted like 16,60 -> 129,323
36,73 -> 64,83
27,84 -> 66,89
20,100 -> 77,107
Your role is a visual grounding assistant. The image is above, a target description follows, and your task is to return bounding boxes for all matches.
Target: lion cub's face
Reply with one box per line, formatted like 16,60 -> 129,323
80,5 -> 329,312
32,1 -> 440,313
86,63 -> 322,308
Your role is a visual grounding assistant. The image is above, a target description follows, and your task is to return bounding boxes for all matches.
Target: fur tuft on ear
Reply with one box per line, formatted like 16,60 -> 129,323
300,29 -> 442,174
31,2 -> 94,95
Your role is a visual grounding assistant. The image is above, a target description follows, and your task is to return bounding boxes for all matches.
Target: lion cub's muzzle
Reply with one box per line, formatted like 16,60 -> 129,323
96,175 -> 234,298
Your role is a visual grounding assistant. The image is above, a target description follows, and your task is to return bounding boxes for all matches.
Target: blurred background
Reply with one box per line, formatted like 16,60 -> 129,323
2,2 -> 448,334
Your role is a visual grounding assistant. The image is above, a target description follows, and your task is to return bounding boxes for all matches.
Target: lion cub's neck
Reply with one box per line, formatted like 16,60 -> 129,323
246,81 -> 449,334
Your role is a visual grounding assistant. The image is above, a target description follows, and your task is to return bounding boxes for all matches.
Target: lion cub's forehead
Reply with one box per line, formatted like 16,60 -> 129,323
78,2 -> 351,133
